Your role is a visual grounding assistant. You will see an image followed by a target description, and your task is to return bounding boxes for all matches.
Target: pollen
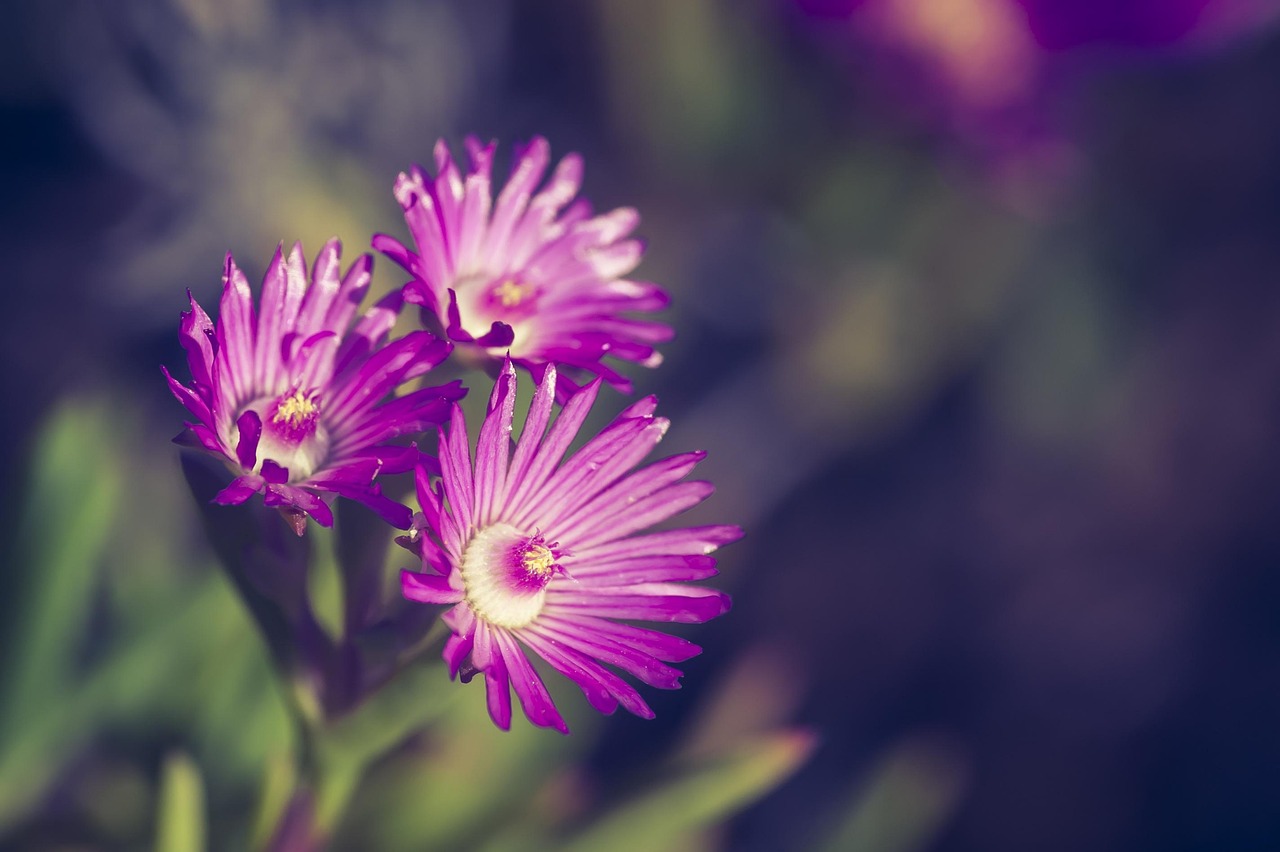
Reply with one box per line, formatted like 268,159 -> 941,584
493,278 -> 530,308
522,543 -> 557,577
273,389 -> 319,427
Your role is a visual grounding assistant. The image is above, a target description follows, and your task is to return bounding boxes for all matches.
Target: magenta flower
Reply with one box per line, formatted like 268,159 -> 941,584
400,360 -> 737,733
164,240 -> 465,532
373,137 -> 673,396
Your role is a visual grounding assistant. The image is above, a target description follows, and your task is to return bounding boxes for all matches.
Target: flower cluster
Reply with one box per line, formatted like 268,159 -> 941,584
166,139 -> 738,731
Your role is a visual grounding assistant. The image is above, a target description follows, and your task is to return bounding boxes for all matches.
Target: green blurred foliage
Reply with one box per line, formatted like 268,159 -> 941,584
0,393 -> 816,851
155,752 -> 207,852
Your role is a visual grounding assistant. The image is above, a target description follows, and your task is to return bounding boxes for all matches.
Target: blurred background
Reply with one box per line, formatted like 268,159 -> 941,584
2,0 -> 1280,849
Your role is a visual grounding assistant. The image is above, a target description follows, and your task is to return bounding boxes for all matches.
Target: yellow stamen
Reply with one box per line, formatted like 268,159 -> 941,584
522,543 -> 556,577
274,389 -> 319,426
493,278 -> 529,307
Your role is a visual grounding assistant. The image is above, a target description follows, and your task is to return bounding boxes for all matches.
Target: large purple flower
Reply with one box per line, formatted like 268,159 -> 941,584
400,360 -> 737,733
164,240 -> 465,532
373,137 -> 673,396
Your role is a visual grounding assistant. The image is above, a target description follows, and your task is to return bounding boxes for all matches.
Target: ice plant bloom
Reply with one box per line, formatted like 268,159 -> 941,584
400,360 -> 737,733
164,240 -> 465,531
373,136 -> 673,396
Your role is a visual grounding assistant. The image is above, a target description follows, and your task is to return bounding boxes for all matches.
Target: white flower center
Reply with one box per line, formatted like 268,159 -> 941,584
460,523 -> 563,629
451,272 -> 539,353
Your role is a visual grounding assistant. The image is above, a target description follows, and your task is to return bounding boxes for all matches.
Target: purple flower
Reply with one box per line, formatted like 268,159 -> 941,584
164,240 -> 465,532
373,137 -> 673,396
400,360 -> 737,733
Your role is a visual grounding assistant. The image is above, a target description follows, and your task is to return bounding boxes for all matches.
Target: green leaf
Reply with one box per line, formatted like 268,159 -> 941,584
0,577 -> 225,829
553,729 -> 815,852
154,752 -> 206,852
812,737 -> 967,852
0,398 -> 123,733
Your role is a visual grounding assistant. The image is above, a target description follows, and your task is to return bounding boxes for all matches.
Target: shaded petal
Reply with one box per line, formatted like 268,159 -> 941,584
438,407 -> 475,539
521,630 -> 654,719
263,483 -> 334,527
162,366 -> 213,427
494,629 -> 568,733
541,614 -> 703,663
235,410 -> 262,471
527,618 -> 684,689
401,569 -> 465,605
214,475 -> 263,505
553,451 -> 706,541
178,292 -> 216,391
575,525 -> 744,561
502,377 -> 601,516
474,360 -> 517,527
442,604 -> 477,678
544,584 -> 731,624
474,623 -> 512,730
570,481 -> 717,550
561,553 -> 719,584
260,459 -> 289,484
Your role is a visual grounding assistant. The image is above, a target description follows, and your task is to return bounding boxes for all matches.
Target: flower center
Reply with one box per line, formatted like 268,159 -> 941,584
460,523 -> 564,629
270,389 -> 320,440
491,278 -> 534,309
236,388 -> 330,482
449,273 -> 540,354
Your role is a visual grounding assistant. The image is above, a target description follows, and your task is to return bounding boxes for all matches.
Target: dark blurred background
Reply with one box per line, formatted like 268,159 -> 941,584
2,0 -> 1280,850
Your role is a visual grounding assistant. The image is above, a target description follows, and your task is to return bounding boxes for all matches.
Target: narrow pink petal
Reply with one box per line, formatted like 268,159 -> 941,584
544,585 -> 731,624
263,483 -> 334,527
176,422 -> 224,454
486,137 -> 550,263
443,627 -> 475,680
288,331 -> 340,392
217,255 -> 257,405
295,238 -> 342,339
323,252 -> 374,341
325,331 -> 439,429
431,140 -> 464,263
178,292 -> 216,390
541,614 -> 703,663
570,481 -> 716,550
280,243 -> 308,336
528,619 -> 684,689
498,363 -> 557,518
575,525 -> 744,561
454,171 -> 492,273
234,410 -> 261,471
474,623 -> 512,730
327,390 -> 454,459
253,245 -> 288,390
502,377 -> 601,517
521,630 -> 654,719
401,569 -> 465,605
332,272 -> 399,377
310,479 -> 413,529
259,460 -> 288,484
552,451 -> 704,542
416,463 -> 443,536
494,630 -> 568,733
438,409 -> 475,540
586,239 -> 644,279
574,206 -> 640,244
442,604 -> 477,678
473,360 -> 516,527
560,553 -> 719,584
162,366 -> 213,427
213,475 -> 264,505
519,410 -> 670,532
519,631 -> 619,715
